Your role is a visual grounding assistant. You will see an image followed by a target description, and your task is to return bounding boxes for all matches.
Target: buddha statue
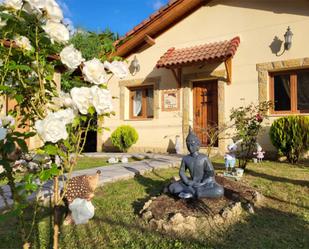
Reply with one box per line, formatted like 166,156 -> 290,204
169,127 -> 224,199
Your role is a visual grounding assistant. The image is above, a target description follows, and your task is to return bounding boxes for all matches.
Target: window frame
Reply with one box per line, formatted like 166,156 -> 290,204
269,69 -> 309,114
129,85 -> 154,120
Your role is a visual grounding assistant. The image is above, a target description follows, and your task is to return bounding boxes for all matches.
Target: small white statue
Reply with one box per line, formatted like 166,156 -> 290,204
253,143 -> 265,163
175,135 -> 182,154
224,139 -> 243,172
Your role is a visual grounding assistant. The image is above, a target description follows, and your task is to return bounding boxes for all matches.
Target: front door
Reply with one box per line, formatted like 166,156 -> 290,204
193,80 -> 218,146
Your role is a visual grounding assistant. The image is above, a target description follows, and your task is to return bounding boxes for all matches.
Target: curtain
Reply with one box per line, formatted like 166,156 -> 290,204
133,90 -> 142,116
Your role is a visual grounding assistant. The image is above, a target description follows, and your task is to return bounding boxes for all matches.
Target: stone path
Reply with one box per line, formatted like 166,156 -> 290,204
0,153 -> 182,209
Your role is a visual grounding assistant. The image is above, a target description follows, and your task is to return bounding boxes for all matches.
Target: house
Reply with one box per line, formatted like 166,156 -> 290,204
99,0 -> 309,154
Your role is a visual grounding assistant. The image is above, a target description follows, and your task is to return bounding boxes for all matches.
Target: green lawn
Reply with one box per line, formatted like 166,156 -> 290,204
0,160 -> 308,249
74,156 -> 136,171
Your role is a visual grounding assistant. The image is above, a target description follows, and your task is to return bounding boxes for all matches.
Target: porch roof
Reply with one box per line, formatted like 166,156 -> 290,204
156,36 -> 240,69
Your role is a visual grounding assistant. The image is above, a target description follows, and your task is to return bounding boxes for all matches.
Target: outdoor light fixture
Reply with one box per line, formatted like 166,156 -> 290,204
284,26 -> 293,51
131,55 -> 140,75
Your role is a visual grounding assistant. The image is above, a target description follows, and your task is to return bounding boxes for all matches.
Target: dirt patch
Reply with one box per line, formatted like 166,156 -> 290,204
140,176 -> 263,236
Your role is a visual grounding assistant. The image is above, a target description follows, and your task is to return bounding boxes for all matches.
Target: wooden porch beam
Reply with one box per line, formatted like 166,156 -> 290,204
170,67 -> 182,88
144,34 -> 155,46
224,57 -> 232,85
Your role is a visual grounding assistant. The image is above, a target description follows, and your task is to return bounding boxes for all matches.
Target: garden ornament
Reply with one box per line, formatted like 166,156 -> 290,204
168,127 -> 224,199
64,170 -> 101,225
69,198 -> 95,225
175,135 -> 182,154
224,139 -> 243,172
253,143 -> 265,163
65,170 -> 101,203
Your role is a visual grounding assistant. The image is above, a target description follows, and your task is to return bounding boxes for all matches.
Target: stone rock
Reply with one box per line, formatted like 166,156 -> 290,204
149,218 -> 164,230
108,157 -> 119,164
132,154 -> 145,160
140,199 -> 153,214
278,156 -> 287,162
243,202 -> 255,214
252,190 -> 264,206
28,161 -> 39,171
121,156 -> 128,163
170,213 -> 185,225
221,202 -> 242,220
142,211 -> 153,221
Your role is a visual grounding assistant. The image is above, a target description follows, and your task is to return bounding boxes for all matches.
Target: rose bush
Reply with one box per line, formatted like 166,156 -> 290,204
0,1 -> 128,248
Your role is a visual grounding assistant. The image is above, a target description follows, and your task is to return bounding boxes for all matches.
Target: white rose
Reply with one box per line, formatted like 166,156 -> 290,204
35,113 -> 68,143
43,21 -> 70,44
0,127 -> 7,140
14,36 -> 33,51
91,86 -> 113,115
104,61 -> 129,79
24,0 -> 45,14
2,115 -> 15,127
0,17 -> 7,28
45,0 -> 63,22
60,44 -> 85,70
82,58 -> 108,85
0,165 -> 5,174
70,87 -> 92,114
53,108 -> 75,124
4,0 -> 22,10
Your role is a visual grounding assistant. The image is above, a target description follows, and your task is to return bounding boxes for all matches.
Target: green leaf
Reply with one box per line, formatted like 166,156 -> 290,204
16,139 -> 28,152
39,170 -> 51,181
3,140 -> 15,154
25,182 -> 38,192
88,106 -> 96,116
43,144 -> 58,155
50,163 -> 60,176
15,95 -> 23,104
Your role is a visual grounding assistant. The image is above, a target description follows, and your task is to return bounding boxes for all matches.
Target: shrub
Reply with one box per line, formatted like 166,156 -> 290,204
111,125 -> 138,152
270,116 -> 309,163
229,101 -> 272,169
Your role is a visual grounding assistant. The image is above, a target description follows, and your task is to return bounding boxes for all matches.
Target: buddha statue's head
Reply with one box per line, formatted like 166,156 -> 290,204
186,127 -> 200,154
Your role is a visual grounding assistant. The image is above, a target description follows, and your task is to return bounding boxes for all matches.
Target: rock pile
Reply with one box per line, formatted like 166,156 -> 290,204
140,175 -> 263,236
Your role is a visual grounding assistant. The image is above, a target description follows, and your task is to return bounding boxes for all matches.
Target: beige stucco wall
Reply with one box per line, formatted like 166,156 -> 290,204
101,0 -> 309,154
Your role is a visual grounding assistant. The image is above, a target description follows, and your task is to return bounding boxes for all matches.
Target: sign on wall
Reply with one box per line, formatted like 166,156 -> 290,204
161,89 -> 180,111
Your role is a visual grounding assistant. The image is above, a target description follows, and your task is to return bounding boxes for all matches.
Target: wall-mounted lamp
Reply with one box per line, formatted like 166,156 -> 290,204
130,56 -> 140,75
284,26 -> 293,51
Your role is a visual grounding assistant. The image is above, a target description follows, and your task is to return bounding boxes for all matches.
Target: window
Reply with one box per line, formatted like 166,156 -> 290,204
129,86 -> 154,119
270,69 -> 309,114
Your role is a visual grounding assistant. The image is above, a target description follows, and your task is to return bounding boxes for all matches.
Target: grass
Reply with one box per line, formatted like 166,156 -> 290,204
73,156 -> 136,171
0,159 -> 309,249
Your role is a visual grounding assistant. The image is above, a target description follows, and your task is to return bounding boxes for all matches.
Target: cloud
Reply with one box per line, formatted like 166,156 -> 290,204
57,0 -> 72,17
152,0 -> 165,11
63,17 -> 75,36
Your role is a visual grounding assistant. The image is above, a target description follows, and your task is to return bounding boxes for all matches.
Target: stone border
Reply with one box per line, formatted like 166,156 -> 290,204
119,77 -> 161,120
256,57 -> 309,102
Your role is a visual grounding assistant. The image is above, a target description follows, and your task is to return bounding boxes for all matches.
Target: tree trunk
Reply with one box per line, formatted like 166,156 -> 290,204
53,177 -> 59,249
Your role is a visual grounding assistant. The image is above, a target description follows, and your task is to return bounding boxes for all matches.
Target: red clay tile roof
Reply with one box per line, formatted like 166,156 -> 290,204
114,0 -> 209,57
156,36 -> 240,68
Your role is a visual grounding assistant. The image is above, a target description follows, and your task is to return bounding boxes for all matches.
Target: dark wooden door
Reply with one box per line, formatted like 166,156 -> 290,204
193,80 -> 218,146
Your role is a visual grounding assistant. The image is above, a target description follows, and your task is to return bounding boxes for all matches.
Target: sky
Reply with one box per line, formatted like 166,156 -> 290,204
58,0 -> 169,36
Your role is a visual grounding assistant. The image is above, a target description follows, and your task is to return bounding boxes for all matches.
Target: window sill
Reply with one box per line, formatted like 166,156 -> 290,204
124,118 -> 154,121
269,112 -> 309,117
